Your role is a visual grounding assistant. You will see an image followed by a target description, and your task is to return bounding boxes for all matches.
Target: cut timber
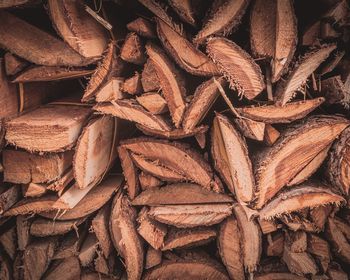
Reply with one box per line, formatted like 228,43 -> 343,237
148,204 -> 232,228
139,172 -> 162,190
118,147 -> 140,199
326,217 -> 350,263
320,51 -> 345,76
0,185 -> 20,214
73,116 -> 116,189
322,76 -> 346,104
250,0 -> 297,82
30,217 -> 85,237
4,52 -> 28,76
259,219 -> 280,234
235,98 -> 325,124
109,191 -> 144,280
156,18 -> 219,76
145,247 -> 162,269
211,114 -> 255,203
302,21 -> 321,46
0,11 -> 91,66
137,208 -> 167,250
285,231 -> 307,253
17,215 -> 31,251
79,233 -> 98,267
132,183 -> 233,206
162,227 -> 217,250
275,44 -> 337,106
183,77 -> 224,132
94,100 -> 171,132
310,205 -> 332,232
307,234 -> 330,272
3,149 -> 73,184
92,204 -> 112,258
122,72 -> 143,95
194,0 -> 250,44
95,78 -> 126,102
44,257 -> 81,280
254,115 -> 349,209
234,118 -> 265,141
121,138 -> 220,191
5,105 -> 91,152
121,33 -> 146,65
47,168 -> 74,192
0,225 -> 16,259
12,66 -> 93,83
42,175 -> 123,220
326,126 -> 350,195
146,43 -> 186,128
218,216 -> 245,280
144,260 -> 229,280
259,182 -> 345,220
266,231 -> 284,256
141,59 -> 160,92
207,37 -> 265,99
233,203 -> 262,273
23,237 -> 58,280
264,125 -> 280,146
53,229 -> 86,259
4,196 -> 56,216
127,18 -> 156,39
136,125 -> 208,140
48,0 -> 108,59
136,92 -> 168,114
168,0 -> 197,26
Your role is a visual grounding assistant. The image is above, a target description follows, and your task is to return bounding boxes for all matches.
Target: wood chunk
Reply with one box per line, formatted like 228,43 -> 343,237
195,132 -> 206,149
162,227 -> 216,250
280,213 -> 319,233
0,225 -> 17,260
266,231 -> 284,257
326,217 -> 350,263
0,185 -> 20,214
127,18 -> 156,39
156,18 -> 219,76
333,217 -> 350,240
53,230 -> 85,260
218,216 -> 245,280
121,138 -> 220,191
22,183 -> 47,198
207,37 -> 265,99
194,0 -> 250,44
4,196 -> 56,217
168,0 -> 197,26
4,52 -> 28,76
255,273 -> 307,280
212,114 -> 255,203
95,99 -> 171,132
3,149 -> 73,184
310,205 -> 332,232
95,78 -> 126,102
44,257 -> 81,280
320,51 -> 345,76
139,172 -> 163,190
30,217 -> 85,237
233,203 -> 262,273
0,250 -> 12,280
263,125 -> 280,146
46,168 -> 74,193
137,92 -> 168,114
323,0 -> 349,26
48,0 -> 108,59
146,43 -> 186,128
275,44 -> 337,106
322,76 -> 346,104
73,116 -> 116,189
235,98 -> 325,123
137,208 -> 167,250
122,72 -> 143,95
5,105 -> 91,152
91,204 -> 113,258
183,77 -> 223,132
132,183 -> 233,206
121,32 -> 146,65
94,252 -> 109,275
42,175 -> 123,220
16,216 -> 31,251
141,59 -> 160,92
109,191 -> 144,280
250,0 -> 297,82
286,230 -> 307,253
13,66 -> 93,83
254,115 -> 349,209
308,234 -> 330,272
79,233 -> 98,267
234,118 -> 265,141
12,251 -> 24,280
259,182 -> 345,220
259,219 -> 280,234
148,203 -> 232,228
23,237 -> 58,280
0,11 -> 91,67
302,21 -> 321,46
145,246 -> 162,269
144,259 -> 230,280
327,263 -> 348,280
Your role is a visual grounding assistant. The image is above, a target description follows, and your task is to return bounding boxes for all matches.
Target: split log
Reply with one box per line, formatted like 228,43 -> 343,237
30,217 -> 85,237
266,231 -> 284,257
122,72 -> 143,95
139,172 -> 163,190
234,118 -> 265,141
145,247 -> 162,269
22,183 -> 48,198
307,234 -> 330,272
4,196 -> 56,217
4,52 -> 28,76
141,59 -> 160,92
127,18 -> 156,39
168,0 -> 197,27
120,33 -> 146,65
322,76 -> 346,104
95,78 -> 126,102
136,125 -> 208,140
79,233 -> 99,267
43,257 -> 81,280
136,92 -> 168,114
0,225 -> 16,260
0,184 -> 20,214
16,216 -> 31,251
0,251 -> 12,280
53,229 -> 86,260
326,217 -> 350,263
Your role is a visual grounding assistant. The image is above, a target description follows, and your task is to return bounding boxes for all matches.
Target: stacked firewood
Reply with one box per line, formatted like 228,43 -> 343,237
0,0 -> 350,279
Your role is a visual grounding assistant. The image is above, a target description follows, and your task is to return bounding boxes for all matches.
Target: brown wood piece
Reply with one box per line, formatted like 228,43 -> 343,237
121,32 -> 146,65
127,17 -> 156,39
4,52 -> 28,76
79,233 -> 99,267
145,246 -> 162,269
95,78 -> 126,102
141,59 -> 160,92
137,92 -> 168,114
139,172 -> 163,190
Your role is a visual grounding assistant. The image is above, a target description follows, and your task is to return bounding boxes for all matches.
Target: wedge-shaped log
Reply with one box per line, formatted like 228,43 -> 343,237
5,104 -> 91,152
3,149 -> 73,184
121,138 -> 221,192
4,196 -> 56,217
132,183 -> 233,206
234,118 -> 265,141
95,78 -> 126,102
136,92 -> 168,114
16,215 -> 31,251
109,191 -> 144,280
30,217 -> 85,237
43,257 -> 81,280
145,247 -> 162,269
141,59 -> 160,92
259,183 -> 345,220
4,52 -> 28,76
275,44 -> 337,106
254,115 -> 349,209
53,229 -> 86,260
0,225 -> 16,260
307,234 -> 330,272
122,72 -> 143,95
218,216 -> 245,280
326,217 -> 350,263
92,204 -> 112,258
168,0 -> 197,27
148,204 -> 232,228
156,18 -> 219,76
250,0 -> 297,82
127,17 -> 156,39
211,114 -> 255,203
94,100 -> 171,132
139,172 -> 162,190
0,184 -> 20,215
146,43 -> 186,128
207,37 -> 265,99
194,0 -> 250,44
79,233 -> 98,267
0,11 -> 91,67
121,32 -> 146,65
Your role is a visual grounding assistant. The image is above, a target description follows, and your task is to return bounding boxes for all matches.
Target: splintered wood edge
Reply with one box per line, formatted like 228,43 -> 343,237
3,196 -> 57,216
168,0 -> 197,27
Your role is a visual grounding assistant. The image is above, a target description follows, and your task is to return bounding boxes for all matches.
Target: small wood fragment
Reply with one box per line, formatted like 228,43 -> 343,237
30,217 -> 85,237
43,257 -> 81,280
4,52 -> 28,76
266,231 -> 284,257
127,18 -> 156,39
79,233 -> 99,267
234,118 -> 265,141
139,172 -> 163,190
121,33 -> 146,65
122,72 -> 143,95
95,78 -> 126,102
321,76 -> 346,104
137,92 -> 168,114
141,59 -> 160,92
22,183 -> 48,198
145,247 -> 162,269
0,184 -> 20,214
263,124 -> 280,146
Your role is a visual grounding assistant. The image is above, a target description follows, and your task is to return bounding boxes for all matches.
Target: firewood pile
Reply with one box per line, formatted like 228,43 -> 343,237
1,0 -> 350,279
